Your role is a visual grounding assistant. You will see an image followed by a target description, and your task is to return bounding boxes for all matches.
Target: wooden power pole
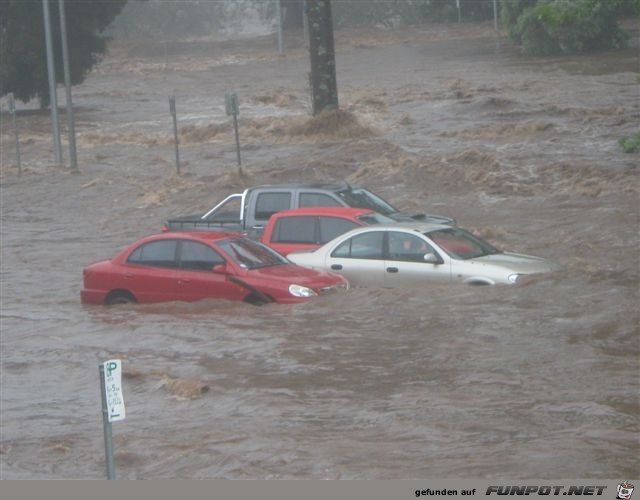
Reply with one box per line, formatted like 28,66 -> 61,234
306,0 -> 338,115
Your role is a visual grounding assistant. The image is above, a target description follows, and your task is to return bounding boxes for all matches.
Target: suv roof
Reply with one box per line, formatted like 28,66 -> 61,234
269,207 -> 374,218
250,183 -> 357,191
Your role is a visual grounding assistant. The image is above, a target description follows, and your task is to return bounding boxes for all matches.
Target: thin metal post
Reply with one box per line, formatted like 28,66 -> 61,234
99,364 -> 116,480
233,113 -> 241,166
58,0 -> 78,172
493,0 -> 499,31
276,0 -> 284,54
302,0 -> 309,48
456,0 -> 461,23
9,94 -> 22,176
169,96 -> 180,174
42,0 -> 62,165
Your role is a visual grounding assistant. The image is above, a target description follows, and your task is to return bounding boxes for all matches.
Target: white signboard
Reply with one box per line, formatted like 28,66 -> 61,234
103,359 -> 126,423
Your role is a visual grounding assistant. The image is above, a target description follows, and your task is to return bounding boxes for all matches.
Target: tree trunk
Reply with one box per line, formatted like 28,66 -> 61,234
306,0 -> 338,115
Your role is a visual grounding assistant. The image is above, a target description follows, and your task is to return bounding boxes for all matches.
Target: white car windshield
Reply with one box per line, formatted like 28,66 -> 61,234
427,228 -> 500,260
218,238 -> 288,269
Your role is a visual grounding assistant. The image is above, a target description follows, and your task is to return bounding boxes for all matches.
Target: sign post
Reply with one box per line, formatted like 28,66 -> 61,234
169,95 -> 180,174
99,359 -> 125,480
225,93 -> 241,166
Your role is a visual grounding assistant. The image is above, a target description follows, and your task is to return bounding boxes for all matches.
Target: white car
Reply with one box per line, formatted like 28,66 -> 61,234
287,223 -> 559,287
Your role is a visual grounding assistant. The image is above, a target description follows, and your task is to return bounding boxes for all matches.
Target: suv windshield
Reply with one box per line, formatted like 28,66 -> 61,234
336,188 -> 397,216
218,238 -> 288,269
427,228 -> 501,260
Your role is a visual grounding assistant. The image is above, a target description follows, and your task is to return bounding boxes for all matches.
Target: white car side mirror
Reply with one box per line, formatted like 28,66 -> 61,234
423,252 -> 440,264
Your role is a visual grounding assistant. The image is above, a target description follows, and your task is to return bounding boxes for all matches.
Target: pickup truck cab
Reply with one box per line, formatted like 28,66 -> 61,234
260,207 -> 394,256
165,183 -> 455,236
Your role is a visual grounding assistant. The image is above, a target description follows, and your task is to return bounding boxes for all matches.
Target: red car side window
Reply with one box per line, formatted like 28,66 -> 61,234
127,240 -> 178,268
273,216 -> 317,243
179,241 -> 226,271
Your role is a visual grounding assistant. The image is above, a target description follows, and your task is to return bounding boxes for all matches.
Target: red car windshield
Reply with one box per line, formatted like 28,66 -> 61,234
218,238 -> 288,269
356,212 -> 396,225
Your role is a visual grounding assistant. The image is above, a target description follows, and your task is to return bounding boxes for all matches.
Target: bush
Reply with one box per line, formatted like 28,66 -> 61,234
619,133 -> 640,154
501,0 -> 538,39
502,0 -> 630,55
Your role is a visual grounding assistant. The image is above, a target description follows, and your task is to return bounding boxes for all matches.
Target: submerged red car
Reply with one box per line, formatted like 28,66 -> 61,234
81,232 -> 348,305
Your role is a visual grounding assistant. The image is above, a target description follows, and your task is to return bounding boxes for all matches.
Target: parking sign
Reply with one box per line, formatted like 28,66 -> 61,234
102,360 -> 126,423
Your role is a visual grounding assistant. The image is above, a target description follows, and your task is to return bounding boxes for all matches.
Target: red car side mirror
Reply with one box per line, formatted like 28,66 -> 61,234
212,264 -> 229,274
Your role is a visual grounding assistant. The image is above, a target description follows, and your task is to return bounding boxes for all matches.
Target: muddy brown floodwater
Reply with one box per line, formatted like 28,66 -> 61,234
0,23 -> 638,479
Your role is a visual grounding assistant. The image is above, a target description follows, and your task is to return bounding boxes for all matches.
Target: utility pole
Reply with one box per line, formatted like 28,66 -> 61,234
8,94 -> 22,176
59,0 -> 78,172
302,0 -> 309,47
276,0 -> 284,54
42,0 -> 63,165
306,0 -> 338,115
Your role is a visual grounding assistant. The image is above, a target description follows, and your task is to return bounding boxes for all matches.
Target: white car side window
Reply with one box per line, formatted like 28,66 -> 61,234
388,232 -> 435,263
331,232 -> 384,260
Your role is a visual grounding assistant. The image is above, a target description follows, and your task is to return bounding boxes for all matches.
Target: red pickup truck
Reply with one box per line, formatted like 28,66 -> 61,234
260,207 -> 395,256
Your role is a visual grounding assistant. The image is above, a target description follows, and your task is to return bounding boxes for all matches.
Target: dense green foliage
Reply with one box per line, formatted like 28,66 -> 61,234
0,0 -> 127,106
501,0 -> 636,55
619,132 -> 640,154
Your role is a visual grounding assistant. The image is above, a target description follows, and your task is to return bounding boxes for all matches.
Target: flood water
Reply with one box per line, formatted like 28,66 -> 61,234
0,23 -> 638,479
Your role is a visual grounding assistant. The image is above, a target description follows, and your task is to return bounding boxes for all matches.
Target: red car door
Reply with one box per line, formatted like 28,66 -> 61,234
123,239 -> 181,303
174,240 -> 246,302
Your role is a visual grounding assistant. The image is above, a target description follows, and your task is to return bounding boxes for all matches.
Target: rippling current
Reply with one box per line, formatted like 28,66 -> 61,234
1,24 -> 638,479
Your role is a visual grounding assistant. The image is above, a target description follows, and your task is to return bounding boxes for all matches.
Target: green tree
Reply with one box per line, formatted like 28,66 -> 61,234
0,0 -> 127,106
501,0 -> 636,55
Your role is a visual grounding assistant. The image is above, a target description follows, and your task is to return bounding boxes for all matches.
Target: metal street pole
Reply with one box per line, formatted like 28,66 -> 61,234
58,0 -> 78,172
169,96 -> 180,174
9,94 -> 22,176
276,0 -> 284,54
42,0 -> 63,165
493,0 -> 499,31
232,113 -> 241,166
99,363 -> 116,480
302,0 -> 309,48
